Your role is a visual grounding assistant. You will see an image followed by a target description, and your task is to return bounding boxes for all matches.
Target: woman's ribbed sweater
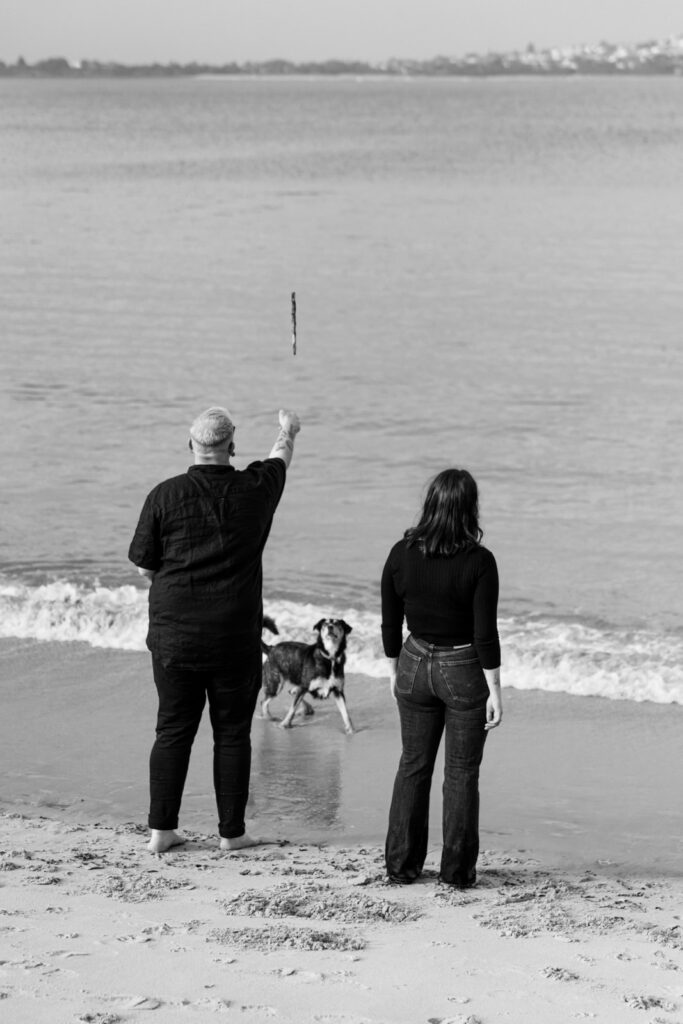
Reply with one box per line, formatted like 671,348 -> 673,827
381,539 -> 501,669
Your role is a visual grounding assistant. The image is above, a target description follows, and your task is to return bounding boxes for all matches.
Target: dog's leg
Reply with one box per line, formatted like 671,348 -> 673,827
280,688 -> 307,729
260,695 -> 274,720
261,667 -> 286,720
287,687 -> 315,715
332,693 -> 354,735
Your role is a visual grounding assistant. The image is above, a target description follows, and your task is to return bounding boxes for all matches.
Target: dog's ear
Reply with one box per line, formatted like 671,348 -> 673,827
341,621 -> 353,635
313,619 -> 325,633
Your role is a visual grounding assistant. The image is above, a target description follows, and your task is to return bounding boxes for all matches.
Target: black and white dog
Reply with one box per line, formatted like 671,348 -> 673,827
261,619 -> 354,734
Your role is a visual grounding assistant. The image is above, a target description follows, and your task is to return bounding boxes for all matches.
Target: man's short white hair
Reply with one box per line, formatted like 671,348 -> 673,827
189,407 -> 235,448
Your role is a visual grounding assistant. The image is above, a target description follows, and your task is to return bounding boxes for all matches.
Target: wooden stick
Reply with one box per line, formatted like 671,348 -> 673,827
291,291 -> 297,356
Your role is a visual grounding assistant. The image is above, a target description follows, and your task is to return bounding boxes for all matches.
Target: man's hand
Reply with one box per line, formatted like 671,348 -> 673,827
279,409 -> 301,436
269,409 -> 301,467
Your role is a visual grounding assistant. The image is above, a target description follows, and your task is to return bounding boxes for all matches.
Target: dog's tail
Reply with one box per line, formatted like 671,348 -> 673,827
263,615 -> 279,637
261,615 -> 279,656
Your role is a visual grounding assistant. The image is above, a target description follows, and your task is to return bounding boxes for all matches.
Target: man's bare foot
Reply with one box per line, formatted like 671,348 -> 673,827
147,829 -> 186,854
219,832 -> 277,852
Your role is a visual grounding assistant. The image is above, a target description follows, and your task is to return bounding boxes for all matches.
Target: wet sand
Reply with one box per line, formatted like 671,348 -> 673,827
1,638 -> 681,874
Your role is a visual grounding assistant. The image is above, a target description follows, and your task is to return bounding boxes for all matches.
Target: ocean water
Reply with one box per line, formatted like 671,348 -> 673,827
2,75 -> 683,703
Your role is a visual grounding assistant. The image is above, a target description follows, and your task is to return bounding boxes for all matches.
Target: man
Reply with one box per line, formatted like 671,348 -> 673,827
129,405 -> 301,853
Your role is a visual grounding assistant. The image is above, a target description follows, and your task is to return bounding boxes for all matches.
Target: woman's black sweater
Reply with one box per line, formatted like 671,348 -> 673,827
381,539 -> 501,669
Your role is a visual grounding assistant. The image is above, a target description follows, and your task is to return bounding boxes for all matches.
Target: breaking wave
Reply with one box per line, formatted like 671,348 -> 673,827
0,576 -> 681,704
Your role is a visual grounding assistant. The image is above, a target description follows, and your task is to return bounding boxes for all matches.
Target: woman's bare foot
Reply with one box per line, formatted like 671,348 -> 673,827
219,832 -> 277,852
147,829 -> 186,854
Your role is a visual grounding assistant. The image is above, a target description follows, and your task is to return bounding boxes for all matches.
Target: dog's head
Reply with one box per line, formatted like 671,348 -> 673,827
313,618 -> 352,656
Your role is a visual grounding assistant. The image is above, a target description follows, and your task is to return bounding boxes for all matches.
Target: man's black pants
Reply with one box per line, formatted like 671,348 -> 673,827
149,650 -> 261,839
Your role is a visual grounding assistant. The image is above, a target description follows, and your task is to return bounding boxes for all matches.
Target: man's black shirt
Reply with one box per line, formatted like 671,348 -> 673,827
129,459 -> 286,664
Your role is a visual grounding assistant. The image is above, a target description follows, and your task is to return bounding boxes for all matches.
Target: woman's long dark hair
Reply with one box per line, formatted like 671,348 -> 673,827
404,468 -> 483,557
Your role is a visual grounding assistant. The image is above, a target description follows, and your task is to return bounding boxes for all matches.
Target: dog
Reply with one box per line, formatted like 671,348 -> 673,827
261,619 -> 354,734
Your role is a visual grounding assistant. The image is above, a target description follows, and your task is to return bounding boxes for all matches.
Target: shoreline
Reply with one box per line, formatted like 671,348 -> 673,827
2,637 -> 682,876
1,810 -> 682,1024
2,637 -> 682,1020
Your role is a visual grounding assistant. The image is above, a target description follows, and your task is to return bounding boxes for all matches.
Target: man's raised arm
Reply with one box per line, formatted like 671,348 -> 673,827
268,409 -> 301,469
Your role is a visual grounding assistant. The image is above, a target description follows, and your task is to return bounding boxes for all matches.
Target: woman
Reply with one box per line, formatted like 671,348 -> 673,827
381,468 -> 502,888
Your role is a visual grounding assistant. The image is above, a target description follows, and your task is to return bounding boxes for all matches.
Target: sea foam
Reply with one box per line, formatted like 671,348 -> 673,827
1,577 -> 681,705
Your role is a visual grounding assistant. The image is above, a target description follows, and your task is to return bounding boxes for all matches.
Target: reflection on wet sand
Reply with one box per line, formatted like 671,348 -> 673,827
251,716 -> 343,836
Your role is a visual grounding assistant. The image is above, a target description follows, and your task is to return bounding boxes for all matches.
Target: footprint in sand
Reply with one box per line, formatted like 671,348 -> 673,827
623,994 -> 677,1011
542,966 -> 580,982
312,1016 -> 375,1024
140,923 -> 174,938
195,997 -> 231,1011
428,1015 -> 482,1024
6,958 -> 45,970
121,996 -> 162,1010
651,950 -> 680,971
276,968 -> 325,983
78,1014 -> 123,1024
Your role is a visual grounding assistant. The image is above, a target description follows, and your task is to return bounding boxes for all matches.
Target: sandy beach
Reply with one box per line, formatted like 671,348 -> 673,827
2,811 -> 682,1024
1,638 -> 682,1022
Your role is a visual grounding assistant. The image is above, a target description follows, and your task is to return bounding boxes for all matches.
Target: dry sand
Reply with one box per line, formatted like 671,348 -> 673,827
2,811 -> 682,1024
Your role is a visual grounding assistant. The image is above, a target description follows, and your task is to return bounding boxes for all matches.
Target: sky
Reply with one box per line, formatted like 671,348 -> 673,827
2,0 -> 682,65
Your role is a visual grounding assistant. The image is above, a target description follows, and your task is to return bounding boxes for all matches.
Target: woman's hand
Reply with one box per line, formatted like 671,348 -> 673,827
387,657 -> 399,701
483,666 -> 502,730
485,690 -> 503,730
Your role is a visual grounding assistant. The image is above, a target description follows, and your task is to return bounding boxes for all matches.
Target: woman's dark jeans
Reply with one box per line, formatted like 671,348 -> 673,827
385,635 -> 489,886
149,650 -> 261,839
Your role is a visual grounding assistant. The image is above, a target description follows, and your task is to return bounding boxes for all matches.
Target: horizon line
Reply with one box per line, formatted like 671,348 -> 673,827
3,31 -> 683,68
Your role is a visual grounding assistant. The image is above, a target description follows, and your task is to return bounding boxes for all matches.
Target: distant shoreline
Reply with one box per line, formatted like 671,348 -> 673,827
3,35 -> 683,79
4,68 -> 683,81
